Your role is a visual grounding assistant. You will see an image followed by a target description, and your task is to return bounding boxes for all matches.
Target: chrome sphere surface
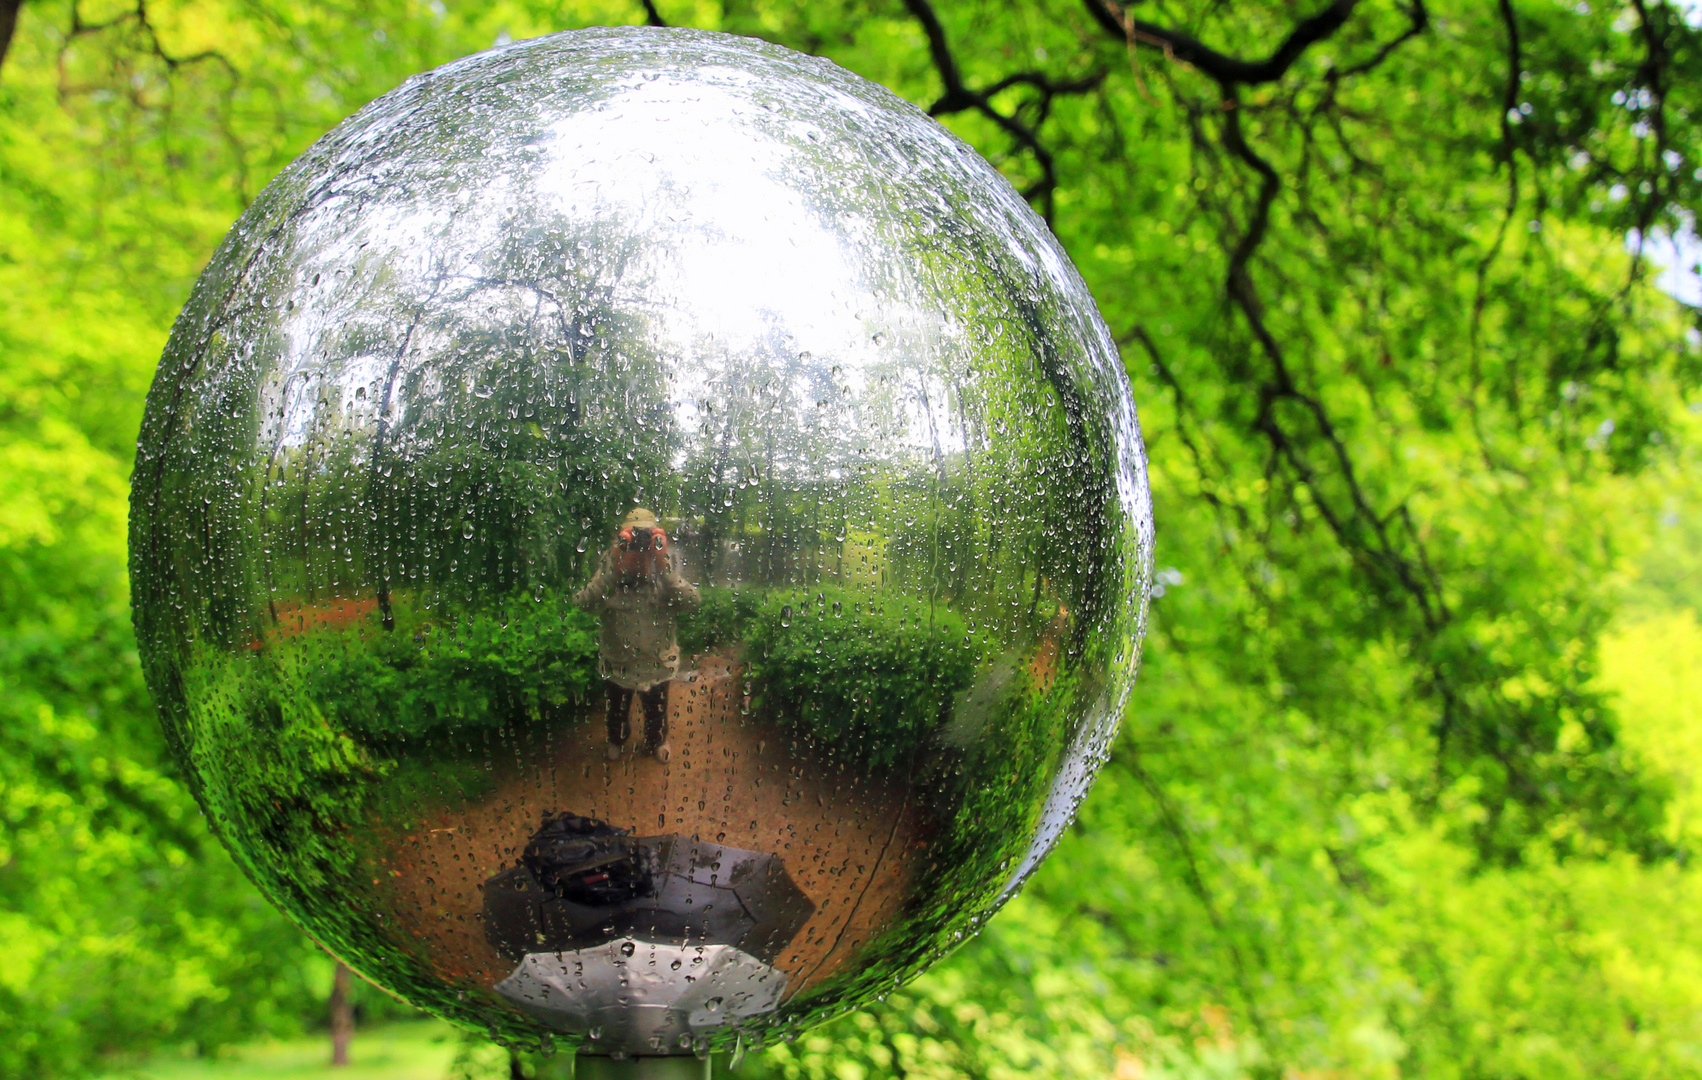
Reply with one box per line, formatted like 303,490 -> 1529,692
130,26 -> 1152,1056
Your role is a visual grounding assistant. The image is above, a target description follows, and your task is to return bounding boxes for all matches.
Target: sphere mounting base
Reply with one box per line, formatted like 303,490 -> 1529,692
577,1055 -> 711,1080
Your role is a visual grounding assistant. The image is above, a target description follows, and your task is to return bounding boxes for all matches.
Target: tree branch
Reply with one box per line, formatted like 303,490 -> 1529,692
1218,91 -> 1443,629
1086,0 -> 1361,88
904,0 -> 1102,221
1336,0 -> 1428,78
905,0 -> 964,104
1625,0 -> 1671,287
638,0 -> 667,28
1468,0 -> 1522,418
1087,0 -> 1444,628
0,0 -> 22,77
63,0 -> 237,77
1113,745 -> 1271,1044
1123,324 -> 1253,532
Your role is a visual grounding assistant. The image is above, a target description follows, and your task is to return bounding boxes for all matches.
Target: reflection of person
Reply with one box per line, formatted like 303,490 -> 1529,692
573,508 -> 700,762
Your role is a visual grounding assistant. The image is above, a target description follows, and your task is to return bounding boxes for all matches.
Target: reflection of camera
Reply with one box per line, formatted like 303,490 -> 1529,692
620,525 -> 658,551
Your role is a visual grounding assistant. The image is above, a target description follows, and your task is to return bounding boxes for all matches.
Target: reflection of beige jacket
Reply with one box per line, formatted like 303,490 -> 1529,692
573,549 -> 701,690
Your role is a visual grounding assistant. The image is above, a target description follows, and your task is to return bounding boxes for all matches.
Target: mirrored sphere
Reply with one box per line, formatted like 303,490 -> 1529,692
130,26 -> 1153,1057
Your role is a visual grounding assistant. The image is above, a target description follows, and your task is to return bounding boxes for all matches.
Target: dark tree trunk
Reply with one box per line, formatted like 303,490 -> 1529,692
329,962 -> 354,1066
0,0 -> 24,76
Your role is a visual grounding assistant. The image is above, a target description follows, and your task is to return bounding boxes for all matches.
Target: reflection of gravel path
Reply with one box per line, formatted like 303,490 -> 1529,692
380,651 -> 918,1005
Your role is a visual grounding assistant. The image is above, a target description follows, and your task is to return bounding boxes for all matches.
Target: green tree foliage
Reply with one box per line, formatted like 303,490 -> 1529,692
3,0 -> 1701,1076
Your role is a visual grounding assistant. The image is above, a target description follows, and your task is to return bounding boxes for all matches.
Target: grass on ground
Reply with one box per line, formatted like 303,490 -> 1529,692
96,1021 -> 466,1080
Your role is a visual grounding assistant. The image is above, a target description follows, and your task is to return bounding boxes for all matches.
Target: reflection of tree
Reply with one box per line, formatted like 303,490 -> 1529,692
678,315 -> 871,586
665,229 -> 1135,663
877,218 -> 1133,658
692,112 -> 1142,658
134,219 -> 298,657
257,199 -> 676,621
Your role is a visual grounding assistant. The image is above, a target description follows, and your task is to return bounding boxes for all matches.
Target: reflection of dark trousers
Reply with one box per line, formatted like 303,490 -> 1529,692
605,680 -> 668,747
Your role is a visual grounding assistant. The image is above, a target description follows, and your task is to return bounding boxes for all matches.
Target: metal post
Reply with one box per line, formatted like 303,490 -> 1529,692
575,1056 -> 711,1080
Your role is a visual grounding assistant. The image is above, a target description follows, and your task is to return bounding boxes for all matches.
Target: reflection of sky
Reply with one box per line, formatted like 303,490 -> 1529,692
527,70 -> 971,460
270,65 -> 981,462
536,75 -> 863,347
271,192 -> 505,451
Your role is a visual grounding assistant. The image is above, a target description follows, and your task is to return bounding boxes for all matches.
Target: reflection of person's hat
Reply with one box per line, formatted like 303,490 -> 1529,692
621,508 -> 659,531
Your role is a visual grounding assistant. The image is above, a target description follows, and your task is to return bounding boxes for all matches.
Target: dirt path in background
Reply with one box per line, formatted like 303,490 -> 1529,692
377,651 -> 920,1000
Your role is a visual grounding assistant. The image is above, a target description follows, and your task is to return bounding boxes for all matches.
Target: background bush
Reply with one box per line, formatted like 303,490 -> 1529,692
745,587 -> 978,768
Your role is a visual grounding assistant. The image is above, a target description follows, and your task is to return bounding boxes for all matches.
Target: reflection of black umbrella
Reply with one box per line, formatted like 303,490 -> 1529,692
483,814 -> 813,965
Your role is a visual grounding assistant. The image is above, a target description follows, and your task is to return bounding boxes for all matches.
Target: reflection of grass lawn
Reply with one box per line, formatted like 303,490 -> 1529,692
97,1021 -> 463,1080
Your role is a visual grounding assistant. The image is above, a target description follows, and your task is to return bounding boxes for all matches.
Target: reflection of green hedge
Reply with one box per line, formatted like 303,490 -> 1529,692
173,591 -> 605,989
301,598 -> 600,741
746,586 -> 977,768
175,639 -> 390,921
